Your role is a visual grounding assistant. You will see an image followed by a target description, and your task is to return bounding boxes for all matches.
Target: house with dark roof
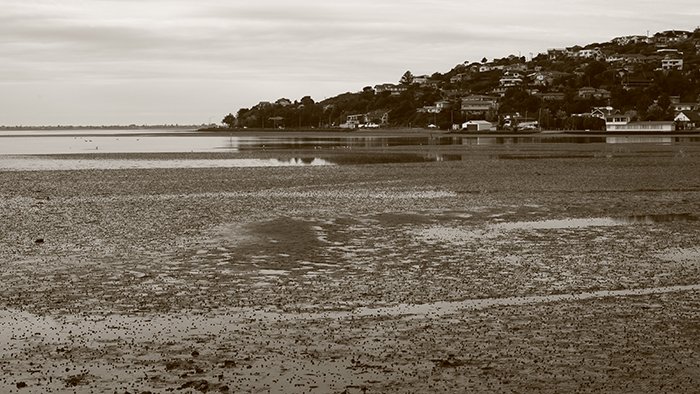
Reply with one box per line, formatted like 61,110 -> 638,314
671,102 -> 699,112
674,111 -> 700,130
654,30 -> 691,46
534,92 -> 565,101
578,87 -> 611,100
460,95 -> 499,115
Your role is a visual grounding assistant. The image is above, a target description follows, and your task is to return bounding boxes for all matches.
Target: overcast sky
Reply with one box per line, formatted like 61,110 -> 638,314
1,0 -> 699,126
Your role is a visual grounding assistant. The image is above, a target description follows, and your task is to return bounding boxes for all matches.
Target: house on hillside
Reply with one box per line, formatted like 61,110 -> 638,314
504,63 -> 528,72
674,111 -> 700,130
450,73 -> 472,83
547,48 -> 570,60
661,57 -> 683,71
654,30 -> 691,46
460,95 -> 498,116
412,75 -> 429,85
576,47 -> 606,61
671,102 -> 699,112
499,73 -> 524,88
534,92 -> 565,101
374,83 -> 408,96
657,48 -> 682,56
275,98 -> 292,107
479,63 -> 505,73
591,106 -> 618,119
614,54 -> 650,64
612,35 -> 649,45
578,87 -> 611,100
419,100 -> 450,114
529,71 -> 570,86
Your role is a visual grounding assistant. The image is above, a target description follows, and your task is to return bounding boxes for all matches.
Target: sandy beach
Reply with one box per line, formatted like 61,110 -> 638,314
1,131 -> 699,393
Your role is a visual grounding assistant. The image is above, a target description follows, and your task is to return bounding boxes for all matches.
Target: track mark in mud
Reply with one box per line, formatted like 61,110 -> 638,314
347,284 -> 700,318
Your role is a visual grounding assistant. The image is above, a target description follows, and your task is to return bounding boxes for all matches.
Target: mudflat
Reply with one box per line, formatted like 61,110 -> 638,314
1,133 -> 699,393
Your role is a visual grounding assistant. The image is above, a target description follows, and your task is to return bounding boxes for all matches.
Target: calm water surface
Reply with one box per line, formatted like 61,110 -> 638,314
1,129 -> 699,170
2,129 -> 699,155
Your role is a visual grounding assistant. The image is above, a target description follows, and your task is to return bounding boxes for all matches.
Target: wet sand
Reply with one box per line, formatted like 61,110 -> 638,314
1,133 -> 699,393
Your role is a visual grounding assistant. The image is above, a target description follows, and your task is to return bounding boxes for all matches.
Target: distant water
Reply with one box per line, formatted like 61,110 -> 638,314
0,157 -> 336,171
1,129 -> 699,155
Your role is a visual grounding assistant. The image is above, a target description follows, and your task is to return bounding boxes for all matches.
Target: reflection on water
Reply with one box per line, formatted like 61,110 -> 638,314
463,136 -> 608,145
1,130 -> 699,155
606,136 -> 674,144
0,157 -> 335,171
0,154 -> 452,171
0,135 -> 225,155
0,128 -> 195,137
0,154 -> 447,171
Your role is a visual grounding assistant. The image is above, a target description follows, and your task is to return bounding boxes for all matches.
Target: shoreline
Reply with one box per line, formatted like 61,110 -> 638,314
1,136 -> 699,393
2,127 -> 699,139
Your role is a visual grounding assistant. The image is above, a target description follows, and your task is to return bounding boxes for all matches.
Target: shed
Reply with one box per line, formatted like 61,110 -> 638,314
462,120 -> 495,132
606,121 -> 676,132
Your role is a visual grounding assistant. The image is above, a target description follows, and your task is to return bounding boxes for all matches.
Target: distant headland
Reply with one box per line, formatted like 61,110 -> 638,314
221,28 -> 700,133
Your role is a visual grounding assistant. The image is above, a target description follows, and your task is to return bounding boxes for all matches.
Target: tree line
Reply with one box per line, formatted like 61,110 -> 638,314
223,29 -> 700,130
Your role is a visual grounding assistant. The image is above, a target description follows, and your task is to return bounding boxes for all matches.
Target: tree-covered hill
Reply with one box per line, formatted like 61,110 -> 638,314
226,28 -> 700,131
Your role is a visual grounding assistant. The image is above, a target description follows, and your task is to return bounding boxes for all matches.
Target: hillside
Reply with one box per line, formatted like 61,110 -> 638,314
227,29 -> 700,131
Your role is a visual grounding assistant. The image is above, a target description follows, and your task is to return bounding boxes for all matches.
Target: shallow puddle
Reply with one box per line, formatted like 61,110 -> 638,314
655,247 -> 700,262
350,284 -> 700,319
2,284 -> 698,345
412,212 -> 698,246
493,218 -> 624,231
493,214 -> 697,231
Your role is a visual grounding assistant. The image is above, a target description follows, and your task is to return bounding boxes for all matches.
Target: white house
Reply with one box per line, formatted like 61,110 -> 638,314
661,58 -> 683,71
341,114 -> 365,129
606,121 -> 676,132
577,48 -> 605,60
412,75 -> 430,85
604,115 -> 632,130
499,76 -> 523,87
612,35 -> 649,45
462,120 -> 495,132
461,95 -> 499,114
374,83 -> 408,96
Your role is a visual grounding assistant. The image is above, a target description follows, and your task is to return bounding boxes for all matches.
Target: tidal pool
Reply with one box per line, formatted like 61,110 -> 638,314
494,214 -> 698,231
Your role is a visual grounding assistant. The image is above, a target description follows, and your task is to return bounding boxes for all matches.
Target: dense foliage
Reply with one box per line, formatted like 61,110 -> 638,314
227,29 -> 700,130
